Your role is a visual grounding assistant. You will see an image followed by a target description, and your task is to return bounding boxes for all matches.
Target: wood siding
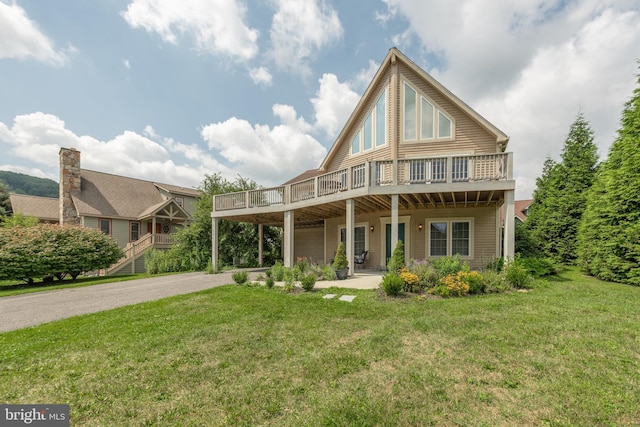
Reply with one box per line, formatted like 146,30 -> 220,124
326,68 -> 392,172
294,227 -> 324,264
318,206 -> 497,270
325,61 -> 499,176
398,63 -> 498,158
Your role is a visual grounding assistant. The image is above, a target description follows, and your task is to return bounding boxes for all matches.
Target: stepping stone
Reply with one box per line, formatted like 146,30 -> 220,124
323,294 -> 337,299
339,295 -> 356,302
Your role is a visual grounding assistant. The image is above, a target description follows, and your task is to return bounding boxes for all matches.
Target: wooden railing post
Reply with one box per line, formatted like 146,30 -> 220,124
392,159 -> 398,185
446,157 -> 453,183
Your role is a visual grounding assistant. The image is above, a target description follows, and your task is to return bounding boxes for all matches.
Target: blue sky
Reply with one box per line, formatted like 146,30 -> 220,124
1,0 -> 639,199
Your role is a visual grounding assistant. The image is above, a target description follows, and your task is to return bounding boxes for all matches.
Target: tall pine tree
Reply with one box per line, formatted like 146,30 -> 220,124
525,114 -> 598,263
578,70 -> 640,285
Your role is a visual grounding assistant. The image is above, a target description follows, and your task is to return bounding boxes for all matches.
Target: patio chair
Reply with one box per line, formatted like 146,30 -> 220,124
354,250 -> 368,269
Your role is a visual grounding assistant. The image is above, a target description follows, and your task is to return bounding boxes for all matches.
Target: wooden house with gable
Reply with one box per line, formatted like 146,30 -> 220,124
212,48 -> 516,273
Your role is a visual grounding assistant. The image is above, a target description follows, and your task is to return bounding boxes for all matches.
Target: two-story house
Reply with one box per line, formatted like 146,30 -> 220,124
11,147 -> 201,274
211,48 -> 515,274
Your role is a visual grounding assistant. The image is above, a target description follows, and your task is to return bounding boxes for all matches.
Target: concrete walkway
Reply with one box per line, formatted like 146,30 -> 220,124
0,270 -> 383,333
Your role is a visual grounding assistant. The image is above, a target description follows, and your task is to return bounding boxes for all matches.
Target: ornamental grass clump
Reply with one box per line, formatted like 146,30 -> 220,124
381,273 -> 404,296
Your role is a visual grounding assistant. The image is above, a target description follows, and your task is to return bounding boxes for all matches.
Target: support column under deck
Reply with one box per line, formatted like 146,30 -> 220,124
283,210 -> 294,268
504,190 -> 515,259
258,224 -> 263,266
346,199 -> 354,276
211,217 -> 219,271
391,194 -> 399,254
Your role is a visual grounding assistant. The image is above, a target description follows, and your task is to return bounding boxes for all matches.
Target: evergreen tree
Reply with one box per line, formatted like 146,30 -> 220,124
578,70 -> 640,285
0,183 -> 11,217
525,114 -> 599,263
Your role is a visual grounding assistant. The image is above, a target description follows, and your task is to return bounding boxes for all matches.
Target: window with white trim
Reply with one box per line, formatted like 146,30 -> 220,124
339,225 -> 367,256
351,89 -> 387,155
130,221 -> 140,242
428,219 -> 472,257
403,81 -> 453,142
175,196 -> 184,207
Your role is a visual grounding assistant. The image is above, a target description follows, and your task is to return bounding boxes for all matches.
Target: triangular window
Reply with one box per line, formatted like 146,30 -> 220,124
403,82 -> 453,142
351,89 -> 387,155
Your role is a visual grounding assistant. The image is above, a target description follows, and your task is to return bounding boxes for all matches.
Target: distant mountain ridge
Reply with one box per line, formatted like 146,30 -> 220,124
0,171 -> 58,198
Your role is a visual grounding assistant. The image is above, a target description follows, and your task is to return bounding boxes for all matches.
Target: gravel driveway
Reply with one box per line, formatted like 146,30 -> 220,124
0,272 -> 234,333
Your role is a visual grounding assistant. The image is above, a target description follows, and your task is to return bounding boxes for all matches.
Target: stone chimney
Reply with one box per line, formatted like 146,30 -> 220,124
59,147 -> 81,225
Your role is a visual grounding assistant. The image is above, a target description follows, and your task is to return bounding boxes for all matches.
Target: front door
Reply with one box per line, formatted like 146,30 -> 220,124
385,223 -> 405,265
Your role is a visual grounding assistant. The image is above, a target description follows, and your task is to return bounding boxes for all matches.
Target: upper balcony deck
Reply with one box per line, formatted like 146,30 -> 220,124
213,153 -> 514,224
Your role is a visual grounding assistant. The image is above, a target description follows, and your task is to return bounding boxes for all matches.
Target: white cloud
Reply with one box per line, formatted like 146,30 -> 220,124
248,66 -> 273,87
269,0 -> 343,77
201,109 -> 327,186
352,60 -> 380,92
122,0 -> 259,61
381,0 -> 640,198
311,73 -> 360,138
0,1 -> 70,66
0,113 -> 215,189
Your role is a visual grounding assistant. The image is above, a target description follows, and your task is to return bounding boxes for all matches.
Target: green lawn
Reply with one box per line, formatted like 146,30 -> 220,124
1,268 -> 639,426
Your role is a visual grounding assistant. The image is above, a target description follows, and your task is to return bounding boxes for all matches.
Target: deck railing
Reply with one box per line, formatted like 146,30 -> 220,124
214,153 -> 511,212
103,233 -> 175,275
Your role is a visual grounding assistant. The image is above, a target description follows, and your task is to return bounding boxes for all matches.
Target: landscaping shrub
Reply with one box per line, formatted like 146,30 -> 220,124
409,260 -> 439,290
271,261 -> 285,281
481,269 -> 511,293
387,240 -> 405,272
504,257 -> 533,288
282,269 -> 295,293
0,224 -> 123,282
291,257 -> 311,281
485,257 -> 504,272
399,268 -> 420,293
332,242 -> 348,270
430,254 -> 469,278
432,272 -> 470,297
300,273 -> 316,291
461,271 -> 486,294
232,271 -> 249,285
521,257 -> 555,277
265,277 -> 275,289
381,273 -> 404,296
320,264 -> 337,281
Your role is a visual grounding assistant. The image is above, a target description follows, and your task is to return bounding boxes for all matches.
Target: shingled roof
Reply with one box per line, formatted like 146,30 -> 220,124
71,169 -> 200,220
9,193 -> 58,222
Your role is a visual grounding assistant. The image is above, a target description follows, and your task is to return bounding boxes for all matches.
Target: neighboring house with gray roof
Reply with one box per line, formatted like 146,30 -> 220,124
11,147 -> 201,274
8,193 -> 59,223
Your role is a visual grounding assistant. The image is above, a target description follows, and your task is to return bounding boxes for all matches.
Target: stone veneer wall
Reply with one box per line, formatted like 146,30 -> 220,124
59,147 -> 81,225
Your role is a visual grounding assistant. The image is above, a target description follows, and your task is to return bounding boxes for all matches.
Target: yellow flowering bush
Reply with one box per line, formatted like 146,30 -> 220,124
399,268 -> 420,292
429,271 -> 486,297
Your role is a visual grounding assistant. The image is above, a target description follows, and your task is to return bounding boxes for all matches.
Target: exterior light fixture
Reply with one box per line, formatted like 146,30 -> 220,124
418,223 -> 423,231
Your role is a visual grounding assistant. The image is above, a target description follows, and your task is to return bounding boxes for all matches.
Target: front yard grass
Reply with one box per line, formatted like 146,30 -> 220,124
1,267 -> 639,425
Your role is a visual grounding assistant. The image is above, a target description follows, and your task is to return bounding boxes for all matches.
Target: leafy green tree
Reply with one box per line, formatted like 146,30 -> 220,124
578,70 -> 640,285
151,173 -> 281,273
0,183 -> 11,217
1,213 -> 39,228
0,224 -> 123,282
525,114 -> 599,263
